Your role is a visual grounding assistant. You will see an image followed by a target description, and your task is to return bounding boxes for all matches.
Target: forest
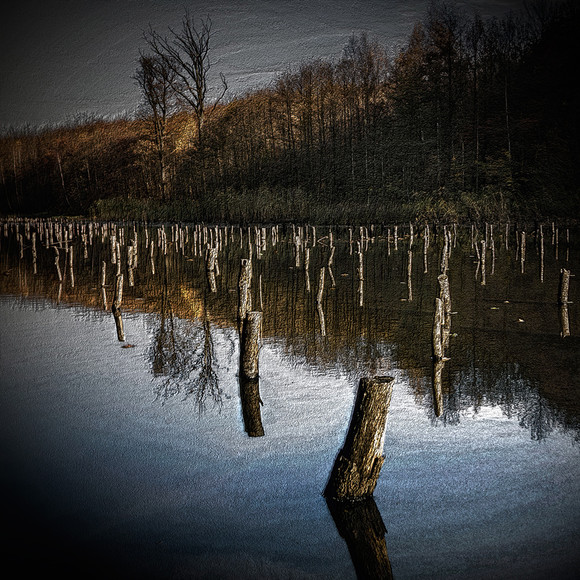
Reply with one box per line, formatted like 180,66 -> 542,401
1,0 -> 578,224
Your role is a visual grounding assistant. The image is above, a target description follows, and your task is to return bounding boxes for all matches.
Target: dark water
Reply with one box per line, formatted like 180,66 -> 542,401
0,219 -> 578,579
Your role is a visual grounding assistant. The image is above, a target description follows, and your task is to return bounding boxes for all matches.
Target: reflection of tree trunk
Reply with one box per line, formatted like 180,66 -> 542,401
560,304 -> 570,338
559,269 -> 570,305
239,375 -> 264,437
325,377 -> 394,501
327,497 -> 393,580
432,358 -> 445,417
113,308 -> 125,342
53,246 -> 62,281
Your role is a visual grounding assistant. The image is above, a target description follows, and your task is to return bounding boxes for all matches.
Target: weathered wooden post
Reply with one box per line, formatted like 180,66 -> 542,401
357,242 -> 364,307
440,233 -> 449,274
432,358 -> 445,417
238,259 -> 253,328
407,250 -> 413,301
206,244 -> 218,293
53,246 -> 63,281
305,247 -> 311,293
240,311 -> 262,380
433,297 -> 445,361
32,231 -> 37,274
68,246 -> 75,288
317,267 -> 326,337
111,273 -> 125,342
326,496 -> 393,580
324,376 -> 394,501
438,273 -> 452,348
559,268 -> 571,305
112,273 -> 124,312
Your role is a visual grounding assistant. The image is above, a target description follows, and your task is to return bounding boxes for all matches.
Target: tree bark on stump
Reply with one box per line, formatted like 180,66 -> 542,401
324,376 -> 394,501
112,274 -> 124,312
240,311 -> 262,380
433,297 -> 444,360
238,259 -> 252,328
559,269 -> 571,305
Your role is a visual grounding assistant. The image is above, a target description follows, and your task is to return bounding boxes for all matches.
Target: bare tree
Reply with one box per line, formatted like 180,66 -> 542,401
135,53 -> 176,201
144,12 -> 227,148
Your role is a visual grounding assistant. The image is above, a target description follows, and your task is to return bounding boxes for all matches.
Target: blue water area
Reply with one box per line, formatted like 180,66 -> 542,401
0,296 -> 579,579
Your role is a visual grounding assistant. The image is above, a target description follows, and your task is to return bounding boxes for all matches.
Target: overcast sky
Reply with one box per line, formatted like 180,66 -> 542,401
0,0 -> 529,130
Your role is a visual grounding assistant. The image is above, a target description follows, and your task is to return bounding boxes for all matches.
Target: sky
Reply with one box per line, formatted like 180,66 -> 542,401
0,0 -> 529,130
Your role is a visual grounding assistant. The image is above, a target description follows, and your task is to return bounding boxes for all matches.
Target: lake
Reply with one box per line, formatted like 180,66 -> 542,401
0,219 -> 578,579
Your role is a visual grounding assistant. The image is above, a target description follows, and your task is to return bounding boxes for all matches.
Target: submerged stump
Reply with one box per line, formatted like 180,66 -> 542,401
324,376 -> 394,502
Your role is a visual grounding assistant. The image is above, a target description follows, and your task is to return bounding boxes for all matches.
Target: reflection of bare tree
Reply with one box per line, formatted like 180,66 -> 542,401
518,391 -> 558,441
152,305 -> 223,412
151,260 -> 223,412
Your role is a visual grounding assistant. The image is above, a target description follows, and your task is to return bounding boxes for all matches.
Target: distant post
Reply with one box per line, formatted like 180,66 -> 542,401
324,376 -> 394,501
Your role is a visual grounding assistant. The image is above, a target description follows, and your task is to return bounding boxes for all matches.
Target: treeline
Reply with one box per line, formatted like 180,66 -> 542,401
1,0 -> 578,223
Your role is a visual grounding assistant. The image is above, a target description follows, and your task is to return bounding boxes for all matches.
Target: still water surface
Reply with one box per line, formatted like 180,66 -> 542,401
0,220 -> 578,578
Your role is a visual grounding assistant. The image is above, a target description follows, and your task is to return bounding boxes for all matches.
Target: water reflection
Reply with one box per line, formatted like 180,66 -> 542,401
1,218 -> 578,441
327,497 -> 393,580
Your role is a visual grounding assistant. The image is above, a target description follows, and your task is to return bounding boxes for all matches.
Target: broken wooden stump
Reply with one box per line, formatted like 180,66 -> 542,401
206,245 -> 218,293
240,311 -> 262,380
326,496 -> 393,580
324,376 -> 394,502
433,297 -> 445,361
238,258 -> 253,327
53,246 -> 62,281
112,273 -> 124,313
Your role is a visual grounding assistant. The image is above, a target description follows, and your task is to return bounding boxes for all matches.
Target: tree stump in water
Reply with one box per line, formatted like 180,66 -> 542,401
559,268 -> 571,305
324,376 -> 394,501
240,311 -> 262,380
238,259 -> 252,327
432,297 -> 445,360
112,273 -> 124,312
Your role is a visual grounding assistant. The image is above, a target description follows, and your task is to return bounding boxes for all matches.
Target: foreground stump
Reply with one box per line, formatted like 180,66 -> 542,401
324,376 -> 394,501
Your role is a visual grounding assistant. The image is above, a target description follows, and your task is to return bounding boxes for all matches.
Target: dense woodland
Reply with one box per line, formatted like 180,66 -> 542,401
1,0 -> 578,223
